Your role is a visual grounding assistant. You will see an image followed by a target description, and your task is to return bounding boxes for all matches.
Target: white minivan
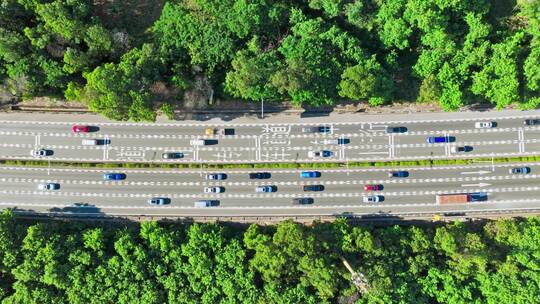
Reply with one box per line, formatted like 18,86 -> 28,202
81,139 -> 98,146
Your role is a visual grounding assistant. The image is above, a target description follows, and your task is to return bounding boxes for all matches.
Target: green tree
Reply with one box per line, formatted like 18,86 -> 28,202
338,57 -> 394,105
224,49 -> 281,101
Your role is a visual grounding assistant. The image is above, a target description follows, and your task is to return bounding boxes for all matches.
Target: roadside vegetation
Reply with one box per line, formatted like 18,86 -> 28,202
2,154 -> 540,170
1,0 -> 540,120
0,211 -> 538,303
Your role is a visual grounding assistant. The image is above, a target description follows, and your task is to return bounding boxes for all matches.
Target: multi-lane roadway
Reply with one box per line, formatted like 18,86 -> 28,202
2,110 -> 540,218
2,163 -> 540,217
1,114 -> 540,163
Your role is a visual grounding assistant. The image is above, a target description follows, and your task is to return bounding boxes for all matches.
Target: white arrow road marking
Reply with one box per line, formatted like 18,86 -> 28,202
462,183 -> 491,187
460,170 -> 492,175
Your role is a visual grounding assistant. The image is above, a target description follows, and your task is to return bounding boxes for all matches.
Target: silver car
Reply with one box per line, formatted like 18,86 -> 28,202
38,183 -> 60,190
204,186 -> 224,193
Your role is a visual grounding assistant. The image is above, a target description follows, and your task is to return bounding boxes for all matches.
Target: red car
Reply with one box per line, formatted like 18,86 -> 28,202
72,125 -> 89,133
364,184 -> 383,191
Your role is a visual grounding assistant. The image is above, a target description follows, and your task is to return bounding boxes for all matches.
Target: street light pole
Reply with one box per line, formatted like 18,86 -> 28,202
260,98 -> 264,119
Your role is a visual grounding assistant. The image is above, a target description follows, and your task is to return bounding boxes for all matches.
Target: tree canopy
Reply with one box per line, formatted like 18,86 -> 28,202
0,210 -> 539,303
0,0 -> 539,119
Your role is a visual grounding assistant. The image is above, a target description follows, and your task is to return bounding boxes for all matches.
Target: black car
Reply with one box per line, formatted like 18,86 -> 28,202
451,146 -> 473,153
524,119 -> 540,126
386,126 -> 408,133
303,185 -> 325,192
249,172 -> 271,179
292,198 -> 314,205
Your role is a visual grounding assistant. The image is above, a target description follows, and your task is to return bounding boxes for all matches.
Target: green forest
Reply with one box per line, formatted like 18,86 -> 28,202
0,211 -> 539,303
0,1 -> 540,120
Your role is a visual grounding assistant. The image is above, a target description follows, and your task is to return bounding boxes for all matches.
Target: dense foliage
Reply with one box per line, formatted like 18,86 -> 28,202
1,0 -> 539,119
0,210 -> 539,303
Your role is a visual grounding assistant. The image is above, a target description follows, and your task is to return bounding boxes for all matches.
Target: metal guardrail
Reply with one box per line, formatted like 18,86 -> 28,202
8,208 -> 540,224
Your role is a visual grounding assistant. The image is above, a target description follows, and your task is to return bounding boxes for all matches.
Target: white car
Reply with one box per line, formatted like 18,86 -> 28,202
38,183 -> 60,190
323,139 -> 339,145
307,150 -> 333,158
204,186 -> 224,193
475,121 -> 494,129
363,195 -> 383,203
30,149 -> 51,157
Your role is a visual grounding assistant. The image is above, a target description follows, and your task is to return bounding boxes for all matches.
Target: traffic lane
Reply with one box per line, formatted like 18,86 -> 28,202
21,171 -> 540,193
5,198 -> 538,217
371,117 -> 536,133
5,174 -> 540,205
1,163 -> 539,184
3,188 -> 540,213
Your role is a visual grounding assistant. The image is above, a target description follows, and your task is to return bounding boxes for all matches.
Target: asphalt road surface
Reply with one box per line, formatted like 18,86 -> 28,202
2,163 -> 540,217
1,112 -> 540,163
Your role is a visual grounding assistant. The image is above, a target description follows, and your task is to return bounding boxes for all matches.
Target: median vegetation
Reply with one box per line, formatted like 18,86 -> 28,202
2,155 -> 540,170
1,1 -> 539,120
0,211 -> 538,303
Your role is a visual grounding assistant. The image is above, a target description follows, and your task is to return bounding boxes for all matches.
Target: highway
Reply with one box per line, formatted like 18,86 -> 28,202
1,112 -> 540,163
2,163 -> 540,217
1,110 -> 540,219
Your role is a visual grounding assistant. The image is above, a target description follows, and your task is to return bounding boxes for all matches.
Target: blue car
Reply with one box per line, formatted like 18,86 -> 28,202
300,171 -> 321,178
509,167 -> 531,174
103,173 -> 126,181
388,171 -> 409,178
426,136 -> 455,143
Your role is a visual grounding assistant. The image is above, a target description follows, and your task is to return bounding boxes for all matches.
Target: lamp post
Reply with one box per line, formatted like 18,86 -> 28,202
260,98 -> 264,119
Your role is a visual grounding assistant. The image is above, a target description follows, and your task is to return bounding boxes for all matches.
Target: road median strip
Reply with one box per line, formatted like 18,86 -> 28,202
1,155 -> 540,170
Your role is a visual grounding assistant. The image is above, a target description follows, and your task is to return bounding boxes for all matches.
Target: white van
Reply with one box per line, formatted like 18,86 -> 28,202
190,139 -> 206,146
81,139 -> 98,146
194,200 -> 219,207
